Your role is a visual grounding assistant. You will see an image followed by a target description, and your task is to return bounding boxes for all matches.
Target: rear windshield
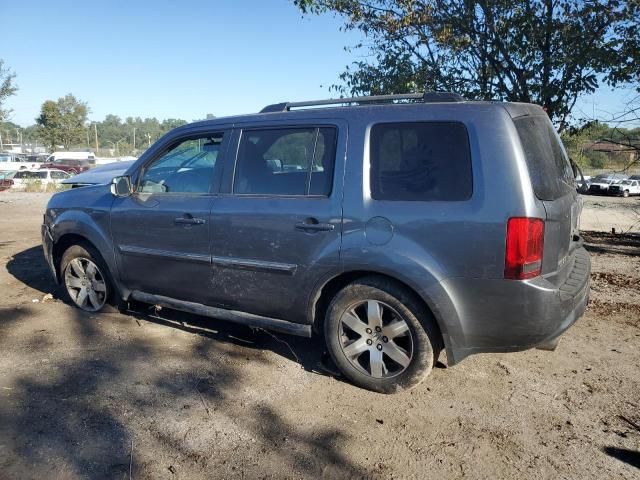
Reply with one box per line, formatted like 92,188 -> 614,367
514,116 -> 574,200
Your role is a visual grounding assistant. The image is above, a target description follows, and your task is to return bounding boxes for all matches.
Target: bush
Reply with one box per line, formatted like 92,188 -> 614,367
585,151 -> 608,169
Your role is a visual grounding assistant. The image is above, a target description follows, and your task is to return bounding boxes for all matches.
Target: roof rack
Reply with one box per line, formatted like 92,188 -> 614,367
260,91 -> 464,113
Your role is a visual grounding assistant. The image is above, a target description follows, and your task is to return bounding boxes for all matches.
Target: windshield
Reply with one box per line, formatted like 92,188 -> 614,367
0,154 -> 12,162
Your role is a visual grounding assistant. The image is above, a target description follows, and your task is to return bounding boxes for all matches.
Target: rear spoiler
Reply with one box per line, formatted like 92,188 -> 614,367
502,103 -> 546,119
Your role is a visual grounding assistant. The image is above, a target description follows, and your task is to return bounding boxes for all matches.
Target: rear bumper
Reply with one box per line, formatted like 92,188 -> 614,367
444,247 -> 590,364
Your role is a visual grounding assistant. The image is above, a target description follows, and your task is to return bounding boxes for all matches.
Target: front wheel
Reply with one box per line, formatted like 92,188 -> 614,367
623,190 -> 630,198
61,244 -> 111,312
324,277 -> 441,393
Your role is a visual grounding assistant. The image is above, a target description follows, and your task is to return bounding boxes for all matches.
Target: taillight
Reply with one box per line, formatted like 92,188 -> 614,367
504,217 -> 544,280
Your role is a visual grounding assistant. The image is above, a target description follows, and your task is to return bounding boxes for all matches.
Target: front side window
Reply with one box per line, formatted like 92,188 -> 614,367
138,132 -> 224,194
370,122 -> 472,201
234,127 -> 337,196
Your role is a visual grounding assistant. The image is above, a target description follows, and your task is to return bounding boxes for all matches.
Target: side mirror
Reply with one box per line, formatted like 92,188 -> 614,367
111,175 -> 132,197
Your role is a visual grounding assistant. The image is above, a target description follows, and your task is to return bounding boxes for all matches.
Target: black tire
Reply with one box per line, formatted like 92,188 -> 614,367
324,276 -> 441,393
60,243 -> 115,312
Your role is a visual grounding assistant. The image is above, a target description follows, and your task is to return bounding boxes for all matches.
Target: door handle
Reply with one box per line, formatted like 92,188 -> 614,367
295,220 -> 335,232
174,216 -> 206,225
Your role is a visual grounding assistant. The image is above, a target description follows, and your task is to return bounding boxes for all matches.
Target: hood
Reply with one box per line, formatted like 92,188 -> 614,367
61,160 -> 135,186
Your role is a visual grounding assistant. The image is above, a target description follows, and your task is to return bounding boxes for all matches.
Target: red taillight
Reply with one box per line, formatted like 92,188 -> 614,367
504,217 -> 544,280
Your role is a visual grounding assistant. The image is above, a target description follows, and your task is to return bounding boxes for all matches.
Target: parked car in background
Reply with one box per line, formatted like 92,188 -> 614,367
44,151 -> 95,164
42,92 -> 590,393
575,174 -> 591,194
11,169 -> 71,191
609,179 -> 640,197
40,158 -> 91,174
0,171 -> 15,191
587,173 -> 629,194
0,152 -> 42,171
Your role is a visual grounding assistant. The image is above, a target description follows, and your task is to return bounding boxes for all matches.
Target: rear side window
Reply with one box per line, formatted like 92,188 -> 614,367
370,122 -> 472,201
234,127 -> 336,196
514,116 -> 574,200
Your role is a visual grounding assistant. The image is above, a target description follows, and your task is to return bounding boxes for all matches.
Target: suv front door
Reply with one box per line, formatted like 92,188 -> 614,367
208,122 -> 346,323
111,129 -> 230,303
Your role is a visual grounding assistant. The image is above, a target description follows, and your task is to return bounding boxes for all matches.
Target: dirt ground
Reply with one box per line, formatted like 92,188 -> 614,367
0,192 -> 639,480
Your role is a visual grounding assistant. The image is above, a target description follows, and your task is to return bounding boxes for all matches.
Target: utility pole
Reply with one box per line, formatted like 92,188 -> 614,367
146,133 -> 151,147
93,123 -> 99,153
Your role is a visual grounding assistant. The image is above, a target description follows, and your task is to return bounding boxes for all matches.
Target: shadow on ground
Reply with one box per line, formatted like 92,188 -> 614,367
603,447 -> 640,470
582,231 -> 640,256
2,245 -> 360,478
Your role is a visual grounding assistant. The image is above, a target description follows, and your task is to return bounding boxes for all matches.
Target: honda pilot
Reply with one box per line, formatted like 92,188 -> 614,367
42,92 -> 590,393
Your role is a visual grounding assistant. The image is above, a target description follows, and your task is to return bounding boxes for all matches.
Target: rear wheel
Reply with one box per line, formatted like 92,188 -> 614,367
324,277 -> 441,393
61,244 -> 111,312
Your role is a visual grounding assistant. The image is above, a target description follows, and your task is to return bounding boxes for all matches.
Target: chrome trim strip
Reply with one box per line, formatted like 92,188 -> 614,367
118,245 -> 210,264
211,255 -> 297,275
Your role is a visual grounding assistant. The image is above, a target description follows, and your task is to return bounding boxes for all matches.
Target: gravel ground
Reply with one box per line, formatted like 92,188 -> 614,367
0,192 -> 639,480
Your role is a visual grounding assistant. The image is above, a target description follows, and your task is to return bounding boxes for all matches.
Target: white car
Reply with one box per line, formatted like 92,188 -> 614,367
587,174 -> 629,194
608,179 -> 640,197
10,169 -> 71,191
0,152 -> 42,171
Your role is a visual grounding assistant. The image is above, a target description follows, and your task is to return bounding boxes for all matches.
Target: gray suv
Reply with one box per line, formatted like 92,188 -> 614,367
42,92 -> 590,393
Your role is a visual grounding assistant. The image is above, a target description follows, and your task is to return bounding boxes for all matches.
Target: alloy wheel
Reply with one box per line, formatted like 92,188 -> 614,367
64,257 -> 107,312
338,300 -> 414,378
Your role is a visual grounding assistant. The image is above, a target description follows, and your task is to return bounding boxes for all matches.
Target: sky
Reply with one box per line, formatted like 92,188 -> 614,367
1,0 -> 634,127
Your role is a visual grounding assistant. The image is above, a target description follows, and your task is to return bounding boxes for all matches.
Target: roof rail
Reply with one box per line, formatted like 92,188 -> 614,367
259,91 -> 464,113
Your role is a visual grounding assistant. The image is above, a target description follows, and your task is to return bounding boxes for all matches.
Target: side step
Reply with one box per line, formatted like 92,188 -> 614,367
130,291 -> 312,338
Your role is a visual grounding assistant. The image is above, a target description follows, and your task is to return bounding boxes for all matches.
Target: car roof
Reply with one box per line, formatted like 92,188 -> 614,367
178,93 -> 545,131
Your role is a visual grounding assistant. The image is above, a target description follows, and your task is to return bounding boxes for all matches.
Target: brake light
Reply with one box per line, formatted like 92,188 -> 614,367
504,217 -> 544,280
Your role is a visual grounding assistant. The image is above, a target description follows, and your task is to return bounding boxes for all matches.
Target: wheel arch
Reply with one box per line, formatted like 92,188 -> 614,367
51,228 -> 124,299
309,269 -> 459,363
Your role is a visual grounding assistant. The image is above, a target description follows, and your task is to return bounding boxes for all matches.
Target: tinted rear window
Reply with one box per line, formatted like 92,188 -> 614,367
514,116 -> 574,200
370,122 -> 472,201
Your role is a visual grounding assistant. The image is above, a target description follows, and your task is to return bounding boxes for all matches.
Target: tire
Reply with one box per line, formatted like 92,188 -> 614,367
623,190 -> 629,198
324,277 -> 441,393
60,244 -> 113,312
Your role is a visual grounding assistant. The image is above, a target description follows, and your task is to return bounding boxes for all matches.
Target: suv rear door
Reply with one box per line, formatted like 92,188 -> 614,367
206,121 -> 346,323
513,115 -> 580,280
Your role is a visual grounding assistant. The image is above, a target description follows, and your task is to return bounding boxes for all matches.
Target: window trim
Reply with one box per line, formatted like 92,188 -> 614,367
368,120 -> 473,202
134,130 -> 229,196
231,124 -> 338,198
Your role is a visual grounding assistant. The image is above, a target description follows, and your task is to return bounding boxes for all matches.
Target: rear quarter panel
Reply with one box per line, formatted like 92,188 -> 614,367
339,103 -> 547,361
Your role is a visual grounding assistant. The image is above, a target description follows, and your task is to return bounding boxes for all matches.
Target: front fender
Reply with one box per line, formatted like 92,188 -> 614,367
47,187 -> 123,295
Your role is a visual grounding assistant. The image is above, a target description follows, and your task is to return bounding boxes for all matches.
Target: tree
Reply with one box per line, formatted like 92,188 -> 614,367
0,59 -> 18,124
294,0 -> 640,129
36,94 -> 88,150
36,101 -> 62,150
